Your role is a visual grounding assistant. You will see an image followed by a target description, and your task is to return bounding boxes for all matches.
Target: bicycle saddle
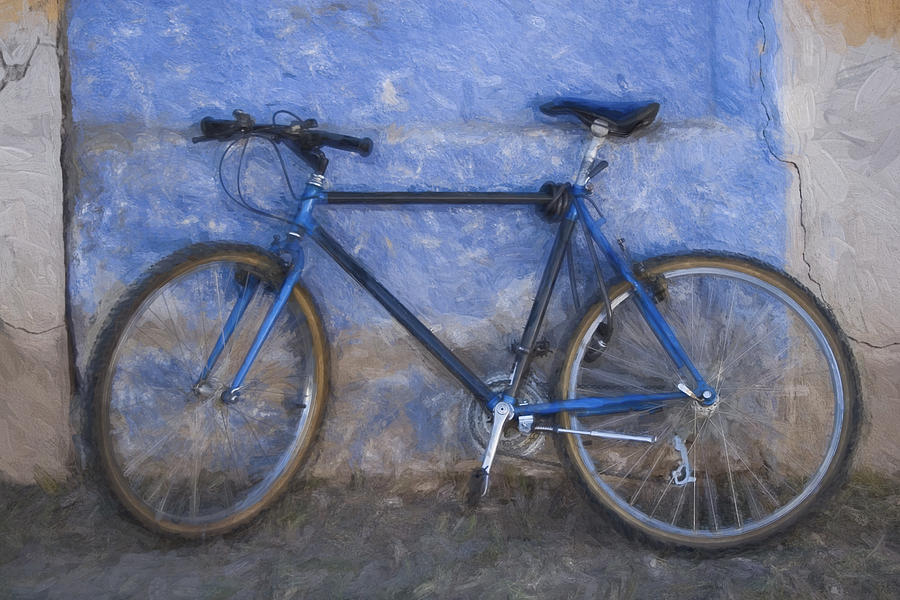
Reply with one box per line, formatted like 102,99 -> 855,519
540,98 -> 659,137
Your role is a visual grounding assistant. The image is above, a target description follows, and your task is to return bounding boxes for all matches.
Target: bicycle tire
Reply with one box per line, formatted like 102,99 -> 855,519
556,253 -> 859,550
89,242 -> 328,537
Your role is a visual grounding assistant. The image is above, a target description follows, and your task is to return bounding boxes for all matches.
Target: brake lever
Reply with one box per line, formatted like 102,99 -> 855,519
232,109 -> 255,130
294,118 -> 318,130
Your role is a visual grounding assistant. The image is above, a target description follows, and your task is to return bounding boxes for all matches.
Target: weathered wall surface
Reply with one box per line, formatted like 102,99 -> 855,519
780,0 -> 900,475
65,0 -> 789,479
0,0 -> 70,484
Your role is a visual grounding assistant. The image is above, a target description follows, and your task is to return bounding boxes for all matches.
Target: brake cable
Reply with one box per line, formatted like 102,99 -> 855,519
216,123 -> 306,225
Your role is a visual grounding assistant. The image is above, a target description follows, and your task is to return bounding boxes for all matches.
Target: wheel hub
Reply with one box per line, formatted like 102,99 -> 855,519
192,379 -> 227,404
693,395 -> 721,417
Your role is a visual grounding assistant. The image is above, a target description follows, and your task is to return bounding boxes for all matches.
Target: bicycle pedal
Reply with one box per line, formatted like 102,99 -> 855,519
465,467 -> 489,507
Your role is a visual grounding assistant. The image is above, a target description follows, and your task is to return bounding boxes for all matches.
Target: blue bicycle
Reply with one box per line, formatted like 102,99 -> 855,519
87,100 -> 859,550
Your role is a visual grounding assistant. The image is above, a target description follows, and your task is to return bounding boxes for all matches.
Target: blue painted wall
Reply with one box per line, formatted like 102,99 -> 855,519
67,0 -> 787,475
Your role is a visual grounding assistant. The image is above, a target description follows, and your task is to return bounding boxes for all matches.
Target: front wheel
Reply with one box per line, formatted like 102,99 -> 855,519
557,253 -> 859,550
89,243 -> 328,537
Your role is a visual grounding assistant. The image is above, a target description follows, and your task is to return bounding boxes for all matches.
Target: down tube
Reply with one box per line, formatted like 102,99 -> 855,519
307,226 -> 496,405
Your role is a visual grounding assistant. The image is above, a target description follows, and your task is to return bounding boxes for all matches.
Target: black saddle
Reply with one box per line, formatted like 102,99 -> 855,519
540,98 -> 659,137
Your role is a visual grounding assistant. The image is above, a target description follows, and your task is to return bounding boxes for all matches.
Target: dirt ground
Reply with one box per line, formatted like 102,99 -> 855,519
0,468 -> 897,599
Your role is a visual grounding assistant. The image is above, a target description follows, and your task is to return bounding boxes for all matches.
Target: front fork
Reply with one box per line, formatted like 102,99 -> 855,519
199,180 -> 322,402
218,253 -> 305,403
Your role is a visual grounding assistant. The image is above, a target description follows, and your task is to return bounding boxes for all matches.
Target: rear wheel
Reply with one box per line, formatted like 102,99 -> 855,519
90,243 -> 328,537
557,253 -> 858,550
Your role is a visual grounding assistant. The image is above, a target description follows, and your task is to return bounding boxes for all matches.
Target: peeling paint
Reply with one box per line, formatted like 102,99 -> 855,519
0,35 -> 38,93
378,77 -> 408,111
803,0 -> 900,46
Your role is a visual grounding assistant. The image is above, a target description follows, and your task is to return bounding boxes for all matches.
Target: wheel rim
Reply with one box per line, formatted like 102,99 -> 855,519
99,257 -> 322,531
564,264 -> 845,541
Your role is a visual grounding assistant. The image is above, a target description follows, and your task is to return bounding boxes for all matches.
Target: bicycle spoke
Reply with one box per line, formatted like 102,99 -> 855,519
130,319 -> 195,380
623,402 -> 692,501
229,404 -> 272,457
159,291 -> 199,378
562,258 -> 853,546
217,406 -> 248,495
190,408 -> 204,518
194,271 -> 214,369
212,269 -> 235,377
712,412 -> 742,529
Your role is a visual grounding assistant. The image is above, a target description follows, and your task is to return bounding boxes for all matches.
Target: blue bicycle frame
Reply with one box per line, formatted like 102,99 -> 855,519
204,138 -> 715,418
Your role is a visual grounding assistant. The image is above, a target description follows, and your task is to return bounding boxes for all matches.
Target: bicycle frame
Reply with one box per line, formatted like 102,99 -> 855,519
206,137 -> 714,419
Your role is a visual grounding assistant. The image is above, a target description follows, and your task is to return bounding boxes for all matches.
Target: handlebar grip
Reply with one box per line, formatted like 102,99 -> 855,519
199,117 -> 242,139
314,131 -> 374,156
199,111 -> 255,140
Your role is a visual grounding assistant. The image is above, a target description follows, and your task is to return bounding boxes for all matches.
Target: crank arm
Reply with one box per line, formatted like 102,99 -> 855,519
466,401 -> 513,505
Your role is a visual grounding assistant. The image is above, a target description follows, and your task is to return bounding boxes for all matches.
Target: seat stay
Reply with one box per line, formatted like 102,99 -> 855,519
571,185 -> 714,399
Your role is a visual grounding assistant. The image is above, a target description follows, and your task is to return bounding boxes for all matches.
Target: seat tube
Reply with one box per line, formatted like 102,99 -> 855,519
506,214 -> 577,398
506,133 -> 605,399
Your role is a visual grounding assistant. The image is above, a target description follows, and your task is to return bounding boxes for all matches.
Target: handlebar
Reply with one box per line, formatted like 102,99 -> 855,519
307,130 -> 373,156
192,109 -> 374,158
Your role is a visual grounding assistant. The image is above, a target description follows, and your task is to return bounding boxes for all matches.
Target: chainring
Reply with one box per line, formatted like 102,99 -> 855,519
466,374 -> 547,458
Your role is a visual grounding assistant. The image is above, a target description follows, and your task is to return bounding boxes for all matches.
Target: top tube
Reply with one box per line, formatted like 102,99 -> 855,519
325,191 -> 553,205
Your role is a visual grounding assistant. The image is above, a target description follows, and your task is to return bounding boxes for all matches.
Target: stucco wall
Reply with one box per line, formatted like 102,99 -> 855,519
3,0 -> 896,487
780,0 -> 900,475
65,0 -> 789,479
0,0 -> 70,484
1,0 -> 896,488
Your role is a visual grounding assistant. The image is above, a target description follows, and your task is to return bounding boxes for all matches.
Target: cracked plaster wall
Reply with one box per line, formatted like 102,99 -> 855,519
0,0 -> 70,484
3,0 -> 896,487
780,0 -> 900,475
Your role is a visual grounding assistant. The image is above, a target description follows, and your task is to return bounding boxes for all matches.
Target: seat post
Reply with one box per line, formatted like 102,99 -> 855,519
575,121 -> 608,187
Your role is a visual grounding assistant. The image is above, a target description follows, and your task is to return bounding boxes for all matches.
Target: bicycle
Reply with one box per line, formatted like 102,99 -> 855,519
86,99 -> 860,550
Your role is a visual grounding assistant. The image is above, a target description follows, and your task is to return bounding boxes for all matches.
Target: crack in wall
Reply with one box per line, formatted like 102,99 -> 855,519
0,316 -> 65,336
753,1 -> 900,349
57,0 -> 85,472
847,336 -> 900,350
753,1 -> 826,296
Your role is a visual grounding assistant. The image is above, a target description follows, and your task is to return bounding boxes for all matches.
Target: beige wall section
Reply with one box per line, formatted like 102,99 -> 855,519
0,1 -> 70,484
780,0 -> 900,475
